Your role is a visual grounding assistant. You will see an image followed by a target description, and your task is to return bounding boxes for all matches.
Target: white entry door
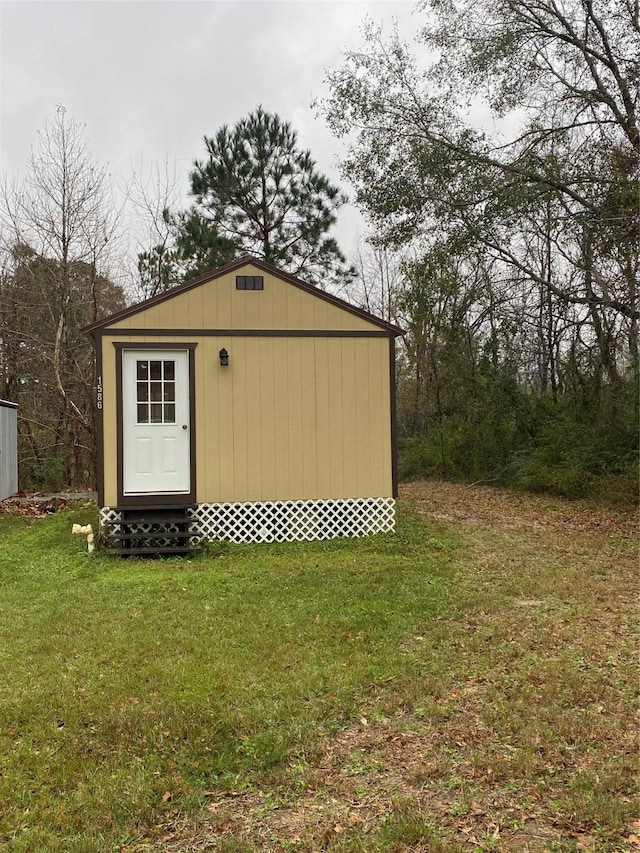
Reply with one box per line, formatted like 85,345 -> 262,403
122,350 -> 190,495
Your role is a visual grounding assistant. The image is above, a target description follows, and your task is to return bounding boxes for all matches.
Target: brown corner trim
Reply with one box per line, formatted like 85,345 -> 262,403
95,330 -> 105,507
114,342 -> 197,508
389,337 -> 399,500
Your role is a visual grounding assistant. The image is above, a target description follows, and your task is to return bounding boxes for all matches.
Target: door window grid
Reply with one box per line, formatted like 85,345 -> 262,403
136,360 -> 176,424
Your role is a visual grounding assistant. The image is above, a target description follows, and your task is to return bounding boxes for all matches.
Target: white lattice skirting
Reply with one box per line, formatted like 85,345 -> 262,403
100,497 -> 395,544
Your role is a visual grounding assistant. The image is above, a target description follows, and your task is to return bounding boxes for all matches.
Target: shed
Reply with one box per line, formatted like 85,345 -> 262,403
0,400 -> 18,501
83,256 -> 403,554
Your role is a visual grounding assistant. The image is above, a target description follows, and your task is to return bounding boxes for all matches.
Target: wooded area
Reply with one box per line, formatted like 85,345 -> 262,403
323,0 -> 639,499
1,0 -> 638,498
0,109 -> 125,490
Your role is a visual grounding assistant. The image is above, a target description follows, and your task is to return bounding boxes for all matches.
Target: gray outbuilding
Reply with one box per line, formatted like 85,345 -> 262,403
0,400 -> 18,501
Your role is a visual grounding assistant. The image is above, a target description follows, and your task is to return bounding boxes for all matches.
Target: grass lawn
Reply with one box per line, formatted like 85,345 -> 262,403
0,483 -> 636,852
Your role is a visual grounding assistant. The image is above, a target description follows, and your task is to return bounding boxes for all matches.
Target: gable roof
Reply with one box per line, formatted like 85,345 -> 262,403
81,255 -> 404,336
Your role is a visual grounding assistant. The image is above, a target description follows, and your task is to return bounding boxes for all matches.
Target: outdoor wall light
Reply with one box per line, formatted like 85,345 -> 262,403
219,348 -> 229,367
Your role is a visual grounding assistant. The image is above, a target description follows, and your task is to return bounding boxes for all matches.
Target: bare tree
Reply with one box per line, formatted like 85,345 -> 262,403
0,106 -> 125,489
351,241 -> 406,325
128,157 -> 185,299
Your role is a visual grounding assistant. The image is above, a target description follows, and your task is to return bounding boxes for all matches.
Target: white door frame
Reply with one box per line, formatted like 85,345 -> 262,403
115,343 -> 196,506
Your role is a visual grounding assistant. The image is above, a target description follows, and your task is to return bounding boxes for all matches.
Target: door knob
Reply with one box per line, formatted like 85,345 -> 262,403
182,424 -> 188,430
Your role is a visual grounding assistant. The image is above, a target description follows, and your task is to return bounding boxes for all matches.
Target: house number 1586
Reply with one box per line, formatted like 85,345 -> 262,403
96,376 -> 103,410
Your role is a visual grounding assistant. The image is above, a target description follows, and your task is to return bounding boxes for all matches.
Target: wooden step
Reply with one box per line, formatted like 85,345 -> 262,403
119,513 -> 195,524
105,530 -> 195,542
105,505 -> 201,557
111,533 -> 195,541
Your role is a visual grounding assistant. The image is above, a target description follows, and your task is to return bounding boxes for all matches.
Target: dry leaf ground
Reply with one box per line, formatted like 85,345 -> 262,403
140,482 -> 638,853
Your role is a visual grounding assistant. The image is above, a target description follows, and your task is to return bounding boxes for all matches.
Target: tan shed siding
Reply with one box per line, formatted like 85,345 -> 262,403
108,267 -> 382,332
187,285 -> 204,328
344,341 -> 358,492
355,339 -> 371,496
101,332 -> 392,507
257,338 -> 276,497
200,337 -> 221,501
231,337 -> 248,499
201,273 -> 228,328
326,341 -> 342,492
314,338 -> 332,496
273,338 -> 290,498
217,344 -> 235,500
285,283 -> 302,329
300,339 -> 318,497
244,339 -> 262,497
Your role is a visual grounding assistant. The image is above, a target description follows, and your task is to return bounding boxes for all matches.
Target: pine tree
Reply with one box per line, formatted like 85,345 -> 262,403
183,107 -> 355,287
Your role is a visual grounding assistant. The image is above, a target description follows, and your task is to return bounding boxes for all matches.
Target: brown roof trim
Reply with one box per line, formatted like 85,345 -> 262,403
98,328 -> 393,338
81,255 -> 405,336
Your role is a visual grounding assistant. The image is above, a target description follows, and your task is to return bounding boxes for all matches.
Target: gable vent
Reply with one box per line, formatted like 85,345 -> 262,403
236,275 -> 264,291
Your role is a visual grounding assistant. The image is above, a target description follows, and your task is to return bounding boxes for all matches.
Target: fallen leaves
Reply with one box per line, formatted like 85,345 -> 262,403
0,493 -> 92,518
402,480 -> 639,539
126,481 -> 637,852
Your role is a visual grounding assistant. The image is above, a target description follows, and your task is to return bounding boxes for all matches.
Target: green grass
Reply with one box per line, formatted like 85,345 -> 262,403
0,485 -> 636,852
0,503 -> 458,852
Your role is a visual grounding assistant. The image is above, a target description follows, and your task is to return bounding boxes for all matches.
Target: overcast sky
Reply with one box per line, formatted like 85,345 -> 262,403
0,0 -> 421,265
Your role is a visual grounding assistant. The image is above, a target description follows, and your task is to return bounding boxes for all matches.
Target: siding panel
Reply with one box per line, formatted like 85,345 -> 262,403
244,339 -> 262,500
100,326 -> 394,506
0,403 -> 18,500
300,338 -> 318,498
314,338 -> 331,497
286,337 -> 304,497
340,338 -> 358,497
272,338 -> 290,500
231,337 -> 249,500
355,340 -> 371,496
259,338 -> 277,499
327,341 -> 344,497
